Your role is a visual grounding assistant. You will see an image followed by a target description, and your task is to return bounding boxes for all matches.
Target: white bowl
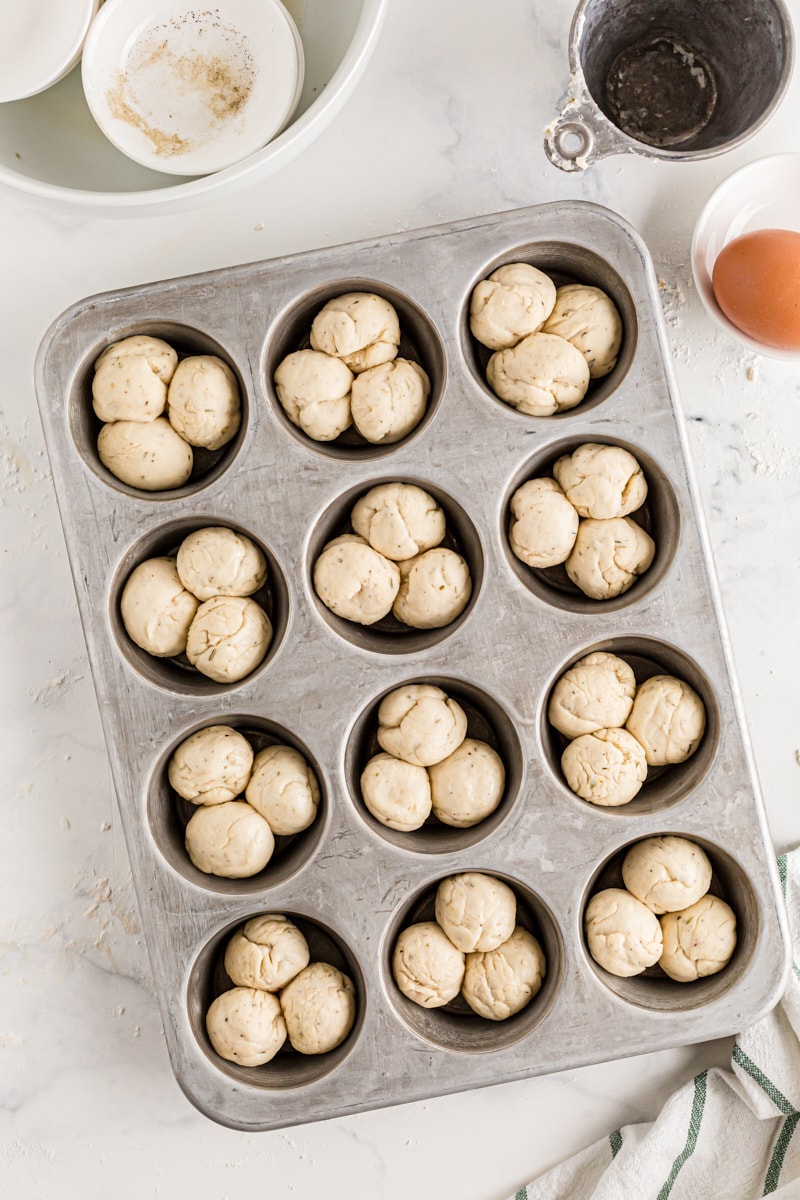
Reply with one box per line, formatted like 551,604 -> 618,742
691,153 -> 800,360
81,0 -> 304,177
0,0 -> 101,103
0,0 -> 387,214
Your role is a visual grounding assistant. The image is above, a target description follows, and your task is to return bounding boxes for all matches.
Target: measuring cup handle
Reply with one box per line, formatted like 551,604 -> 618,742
543,101 -> 622,172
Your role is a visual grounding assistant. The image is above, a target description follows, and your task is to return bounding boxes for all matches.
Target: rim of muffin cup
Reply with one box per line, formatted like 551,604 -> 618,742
306,476 -> 484,655
186,911 -> 364,1088
70,321 -> 248,499
539,636 -> 721,816
109,517 -> 289,696
344,676 -> 525,853
462,242 -> 638,421
263,279 -> 446,460
147,715 -> 328,896
382,870 -> 563,1053
579,834 -> 758,1012
502,435 -> 681,615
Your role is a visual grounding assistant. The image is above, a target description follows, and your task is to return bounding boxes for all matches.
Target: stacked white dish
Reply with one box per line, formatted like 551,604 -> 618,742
0,0 -> 387,213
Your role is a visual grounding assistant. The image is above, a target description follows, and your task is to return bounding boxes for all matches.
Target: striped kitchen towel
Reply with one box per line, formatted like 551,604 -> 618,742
513,851 -> 800,1200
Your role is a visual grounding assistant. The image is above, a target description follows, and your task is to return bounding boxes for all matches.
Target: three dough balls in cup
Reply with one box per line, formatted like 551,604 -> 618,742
360,683 -> 506,832
584,835 -> 737,982
93,335 -> 242,491
392,872 -> 547,1021
273,292 -> 431,445
205,914 -> 356,1066
313,483 -> 472,631
470,264 -> 623,417
508,442 -> 655,601
168,724 -> 320,879
548,651 -> 707,807
120,526 -> 273,684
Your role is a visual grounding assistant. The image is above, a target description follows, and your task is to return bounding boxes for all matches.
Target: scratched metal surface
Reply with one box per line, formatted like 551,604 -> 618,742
34,202 -> 789,1130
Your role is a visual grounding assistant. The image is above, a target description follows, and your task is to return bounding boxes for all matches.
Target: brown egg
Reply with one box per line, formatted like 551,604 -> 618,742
712,228 -> 800,351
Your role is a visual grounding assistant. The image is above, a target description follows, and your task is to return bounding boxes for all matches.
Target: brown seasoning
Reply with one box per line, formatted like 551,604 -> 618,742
104,10 -> 256,159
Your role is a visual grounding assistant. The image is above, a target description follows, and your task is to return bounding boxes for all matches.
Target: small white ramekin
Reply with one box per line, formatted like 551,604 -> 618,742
81,0 -> 304,177
691,153 -> 800,360
0,0 -> 101,104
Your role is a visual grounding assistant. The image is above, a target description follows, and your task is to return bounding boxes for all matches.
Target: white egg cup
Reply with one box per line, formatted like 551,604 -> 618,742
691,153 -> 800,360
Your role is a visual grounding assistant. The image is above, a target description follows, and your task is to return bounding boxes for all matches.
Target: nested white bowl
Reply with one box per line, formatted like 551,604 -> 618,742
81,0 -> 305,178
0,0 -> 387,215
0,0 -> 101,104
691,153 -> 800,360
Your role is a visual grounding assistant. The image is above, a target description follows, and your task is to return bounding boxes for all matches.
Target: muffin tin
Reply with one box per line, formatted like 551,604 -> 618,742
34,202 -> 789,1130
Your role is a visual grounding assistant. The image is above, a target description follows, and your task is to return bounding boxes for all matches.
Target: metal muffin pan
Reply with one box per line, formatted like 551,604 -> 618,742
35,202 -> 789,1130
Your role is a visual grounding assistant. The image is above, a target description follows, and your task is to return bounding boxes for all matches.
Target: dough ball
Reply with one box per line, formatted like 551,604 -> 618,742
462,926 -> 546,1020
392,922 -> 465,1008
351,482 -> 445,561
185,800 -> 274,877
326,533 -> 364,546
168,724 -> 254,805
585,888 -> 663,977
508,477 -> 579,568
223,915 -> 310,992
393,548 -> 472,629
659,895 -> 737,982
176,526 -> 267,602
166,355 -> 241,450
428,739 -> 505,828
206,986 -> 286,1066
548,651 -> 637,739
245,745 -> 320,836
486,332 -> 590,416
376,683 -> 468,767
186,596 -> 272,683
622,836 -> 713,915
98,417 -> 193,491
273,349 -> 353,442
92,335 -> 177,423
313,535 -> 400,625
626,675 -> 707,766
469,262 -> 557,350
565,517 -> 656,600
350,358 -> 430,444
95,334 -> 177,381
310,293 -> 401,373
562,727 -> 647,806
542,283 -> 623,378
553,443 -> 647,520
120,556 -> 199,657
435,872 -> 516,953
280,962 -> 356,1055
360,753 -> 432,831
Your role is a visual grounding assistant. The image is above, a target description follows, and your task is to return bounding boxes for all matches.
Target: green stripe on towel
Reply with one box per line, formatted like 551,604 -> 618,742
733,1045 -> 798,1117
514,1188 -> 527,1200
778,855 -> 788,900
609,1129 -> 623,1159
656,1071 -> 707,1200
763,1113 -> 800,1195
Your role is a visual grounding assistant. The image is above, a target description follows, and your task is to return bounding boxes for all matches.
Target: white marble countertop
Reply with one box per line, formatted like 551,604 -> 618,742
2,1 -> 800,1195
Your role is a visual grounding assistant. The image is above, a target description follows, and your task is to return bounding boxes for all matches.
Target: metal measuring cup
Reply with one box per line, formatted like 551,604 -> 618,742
545,0 -> 794,171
